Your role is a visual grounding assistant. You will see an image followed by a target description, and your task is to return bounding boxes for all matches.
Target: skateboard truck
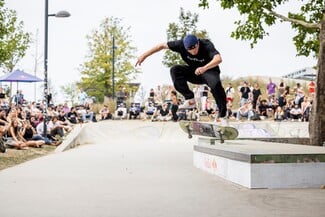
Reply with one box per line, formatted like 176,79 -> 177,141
216,128 -> 224,144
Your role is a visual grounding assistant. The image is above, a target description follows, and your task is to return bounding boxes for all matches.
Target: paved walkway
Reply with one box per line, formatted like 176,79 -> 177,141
0,121 -> 324,217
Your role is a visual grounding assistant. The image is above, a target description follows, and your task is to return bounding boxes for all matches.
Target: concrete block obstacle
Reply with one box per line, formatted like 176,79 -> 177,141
194,139 -> 325,188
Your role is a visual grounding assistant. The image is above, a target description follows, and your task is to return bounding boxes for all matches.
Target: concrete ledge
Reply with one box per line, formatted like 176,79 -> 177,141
194,139 -> 325,188
55,124 -> 85,153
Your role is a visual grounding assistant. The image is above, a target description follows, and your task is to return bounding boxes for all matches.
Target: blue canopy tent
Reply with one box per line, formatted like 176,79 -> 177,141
0,69 -> 42,105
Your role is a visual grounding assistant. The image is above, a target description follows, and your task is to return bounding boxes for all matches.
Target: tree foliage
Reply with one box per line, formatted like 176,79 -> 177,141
198,0 -> 325,146
163,8 -> 209,67
60,82 -> 78,105
0,0 -> 31,73
198,0 -> 323,58
79,17 -> 139,102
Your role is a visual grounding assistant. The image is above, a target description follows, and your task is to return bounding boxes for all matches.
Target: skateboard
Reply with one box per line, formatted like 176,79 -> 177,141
179,120 -> 238,143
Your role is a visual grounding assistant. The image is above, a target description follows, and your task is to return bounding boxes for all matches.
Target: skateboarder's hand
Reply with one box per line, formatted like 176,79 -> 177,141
135,55 -> 146,67
195,67 -> 206,75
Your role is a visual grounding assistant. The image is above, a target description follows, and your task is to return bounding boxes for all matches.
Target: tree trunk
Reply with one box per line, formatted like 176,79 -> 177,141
309,12 -> 325,146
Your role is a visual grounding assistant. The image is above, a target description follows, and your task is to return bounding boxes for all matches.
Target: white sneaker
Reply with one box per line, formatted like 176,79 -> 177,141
179,99 -> 196,109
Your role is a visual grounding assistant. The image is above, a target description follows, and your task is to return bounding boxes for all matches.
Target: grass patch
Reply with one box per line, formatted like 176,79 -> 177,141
0,145 -> 56,171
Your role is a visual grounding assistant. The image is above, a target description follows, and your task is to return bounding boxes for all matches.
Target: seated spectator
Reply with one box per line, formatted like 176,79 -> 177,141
115,103 -> 127,120
257,99 -> 271,119
47,106 -> 56,120
236,101 -> 254,121
57,110 -> 73,133
0,109 -> 9,126
67,107 -> 79,124
77,105 -> 94,123
170,90 -> 179,122
47,116 -> 65,138
100,105 -> 112,120
22,119 -> 60,146
301,97 -> 312,122
274,106 -> 284,121
129,103 -> 140,120
62,102 -> 70,114
85,102 -> 96,122
7,118 -> 44,149
154,103 -> 172,122
30,101 -> 41,116
143,102 -> 156,120
225,103 -> 235,119
290,104 -> 302,121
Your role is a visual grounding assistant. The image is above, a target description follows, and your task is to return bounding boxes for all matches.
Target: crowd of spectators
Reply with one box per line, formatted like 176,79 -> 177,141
0,92 -> 99,152
136,78 -> 315,123
0,77 -> 314,152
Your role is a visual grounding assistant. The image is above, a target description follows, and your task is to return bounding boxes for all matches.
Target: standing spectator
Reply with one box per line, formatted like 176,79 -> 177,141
116,86 -> 127,106
239,81 -> 251,106
170,90 -> 179,122
78,88 -> 87,106
252,83 -> 262,110
277,92 -> 287,108
155,85 -> 163,104
0,87 -> 7,105
148,88 -> 155,103
193,85 -> 201,110
266,78 -> 277,98
277,78 -> 286,97
14,90 -> 24,105
200,85 -> 209,112
225,83 -> 235,104
308,80 -> 315,97
294,83 -> 305,107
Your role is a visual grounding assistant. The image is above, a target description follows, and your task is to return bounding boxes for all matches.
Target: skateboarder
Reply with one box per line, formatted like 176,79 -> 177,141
135,34 -> 227,120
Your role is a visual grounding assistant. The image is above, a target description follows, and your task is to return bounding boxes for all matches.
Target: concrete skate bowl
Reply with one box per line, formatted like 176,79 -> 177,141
57,121 -> 192,152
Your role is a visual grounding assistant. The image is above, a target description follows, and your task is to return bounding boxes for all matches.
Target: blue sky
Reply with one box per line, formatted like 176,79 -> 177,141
5,0 -> 316,102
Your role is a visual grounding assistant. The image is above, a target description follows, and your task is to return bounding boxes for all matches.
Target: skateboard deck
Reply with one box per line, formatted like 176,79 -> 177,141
179,120 -> 238,143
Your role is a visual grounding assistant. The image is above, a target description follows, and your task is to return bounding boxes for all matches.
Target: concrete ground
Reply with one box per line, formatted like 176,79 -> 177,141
0,121 -> 324,217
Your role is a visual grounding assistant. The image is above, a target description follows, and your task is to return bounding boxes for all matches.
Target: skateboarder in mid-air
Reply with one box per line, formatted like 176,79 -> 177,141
135,34 -> 227,121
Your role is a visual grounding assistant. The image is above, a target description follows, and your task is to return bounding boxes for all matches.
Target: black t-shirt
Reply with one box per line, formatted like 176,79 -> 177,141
240,86 -> 251,99
67,111 -> 78,124
167,39 -> 220,72
252,89 -> 261,101
0,93 -> 5,99
23,128 -> 34,140
58,114 -> 66,122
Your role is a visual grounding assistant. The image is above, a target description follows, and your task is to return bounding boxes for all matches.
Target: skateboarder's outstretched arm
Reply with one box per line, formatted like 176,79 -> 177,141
135,43 -> 169,67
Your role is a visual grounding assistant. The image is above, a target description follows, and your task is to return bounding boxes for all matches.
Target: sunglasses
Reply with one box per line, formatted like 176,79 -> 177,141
187,44 -> 198,50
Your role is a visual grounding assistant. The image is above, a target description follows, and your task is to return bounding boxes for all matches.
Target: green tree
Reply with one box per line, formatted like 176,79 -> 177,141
61,82 -> 78,105
79,17 -> 139,102
198,0 -> 325,146
0,0 -> 31,73
163,8 -> 209,67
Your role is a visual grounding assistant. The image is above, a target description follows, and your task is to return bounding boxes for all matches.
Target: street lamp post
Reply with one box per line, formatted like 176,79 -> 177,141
43,0 -> 70,137
112,36 -> 115,101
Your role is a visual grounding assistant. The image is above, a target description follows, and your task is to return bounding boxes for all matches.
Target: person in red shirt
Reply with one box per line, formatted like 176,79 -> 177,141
308,80 -> 315,97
